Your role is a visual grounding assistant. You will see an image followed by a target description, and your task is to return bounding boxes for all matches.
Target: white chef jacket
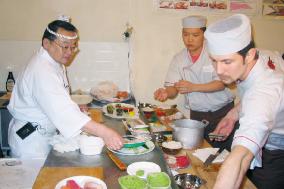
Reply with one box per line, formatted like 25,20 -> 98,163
233,52 -> 284,169
165,43 -> 234,112
7,47 -> 91,158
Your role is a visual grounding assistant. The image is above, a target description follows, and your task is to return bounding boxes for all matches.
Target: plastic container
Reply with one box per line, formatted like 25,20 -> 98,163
118,175 -> 147,189
147,172 -> 171,189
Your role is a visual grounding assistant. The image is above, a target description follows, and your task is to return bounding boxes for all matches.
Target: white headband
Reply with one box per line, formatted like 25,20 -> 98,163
46,26 -> 78,40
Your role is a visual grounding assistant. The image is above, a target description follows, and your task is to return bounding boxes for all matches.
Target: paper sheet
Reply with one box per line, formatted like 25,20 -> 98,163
0,158 -> 45,189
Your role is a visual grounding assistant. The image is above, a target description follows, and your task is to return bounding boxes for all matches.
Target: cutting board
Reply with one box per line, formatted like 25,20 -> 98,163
33,167 -> 103,189
89,109 -> 104,123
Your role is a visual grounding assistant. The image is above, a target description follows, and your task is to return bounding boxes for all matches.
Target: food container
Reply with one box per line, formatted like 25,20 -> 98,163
174,173 -> 206,189
118,175 -> 147,189
147,172 -> 171,189
161,141 -> 182,155
79,135 -> 104,155
172,119 -> 209,149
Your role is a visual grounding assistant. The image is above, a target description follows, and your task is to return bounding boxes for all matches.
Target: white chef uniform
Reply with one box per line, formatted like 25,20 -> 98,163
7,47 -> 91,158
164,43 -> 234,112
233,52 -> 284,168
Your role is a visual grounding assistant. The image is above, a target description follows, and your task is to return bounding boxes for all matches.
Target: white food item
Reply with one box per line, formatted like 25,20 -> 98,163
90,81 -> 119,101
162,141 -> 182,149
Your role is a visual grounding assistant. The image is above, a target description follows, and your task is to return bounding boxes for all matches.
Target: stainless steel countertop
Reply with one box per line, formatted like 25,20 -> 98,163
44,109 -> 179,188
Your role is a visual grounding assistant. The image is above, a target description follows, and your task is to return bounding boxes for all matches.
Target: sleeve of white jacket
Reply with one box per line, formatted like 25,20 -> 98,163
232,73 -> 283,168
32,64 -> 91,138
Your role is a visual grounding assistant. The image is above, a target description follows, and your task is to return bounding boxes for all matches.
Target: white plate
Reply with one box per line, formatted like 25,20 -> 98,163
55,176 -> 107,189
127,161 -> 161,179
93,94 -> 131,103
102,103 -> 139,119
71,94 -> 93,105
108,141 -> 155,156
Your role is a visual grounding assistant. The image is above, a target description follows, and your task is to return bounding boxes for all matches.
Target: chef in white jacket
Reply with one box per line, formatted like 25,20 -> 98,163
7,18 -> 123,158
205,14 -> 284,189
154,15 -> 235,149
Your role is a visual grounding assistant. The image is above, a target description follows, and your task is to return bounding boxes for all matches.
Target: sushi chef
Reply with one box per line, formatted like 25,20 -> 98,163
205,14 -> 284,189
7,17 -> 123,158
154,15 -> 235,149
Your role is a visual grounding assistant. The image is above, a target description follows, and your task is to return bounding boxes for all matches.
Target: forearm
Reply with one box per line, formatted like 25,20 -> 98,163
191,80 -> 225,92
165,86 -> 178,99
214,145 -> 254,189
226,102 -> 240,120
82,120 -> 108,136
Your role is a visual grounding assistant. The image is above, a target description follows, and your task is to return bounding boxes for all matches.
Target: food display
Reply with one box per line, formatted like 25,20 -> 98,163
147,172 -> 171,189
164,154 -> 190,170
55,176 -> 107,189
90,81 -> 130,103
118,175 -> 147,189
108,140 -> 155,155
102,103 -> 138,119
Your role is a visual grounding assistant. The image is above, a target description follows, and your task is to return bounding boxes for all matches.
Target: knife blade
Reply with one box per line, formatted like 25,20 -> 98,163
203,147 -> 224,167
107,150 -> 127,171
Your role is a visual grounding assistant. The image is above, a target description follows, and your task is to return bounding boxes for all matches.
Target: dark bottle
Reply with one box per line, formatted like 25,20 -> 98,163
6,71 -> 15,92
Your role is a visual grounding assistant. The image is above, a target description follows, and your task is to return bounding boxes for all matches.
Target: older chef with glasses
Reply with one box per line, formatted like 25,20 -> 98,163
7,18 -> 123,158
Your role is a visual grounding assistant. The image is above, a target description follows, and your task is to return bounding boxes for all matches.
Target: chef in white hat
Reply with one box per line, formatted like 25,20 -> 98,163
205,14 -> 284,189
7,18 -> 123,158
154,15 -> 235,150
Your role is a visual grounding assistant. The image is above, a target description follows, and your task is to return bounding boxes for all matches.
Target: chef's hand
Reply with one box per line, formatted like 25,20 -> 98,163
83,121 -> 123,150
154,88 -> 168,102
174,80 -> 195,94
211,117 -> 236,141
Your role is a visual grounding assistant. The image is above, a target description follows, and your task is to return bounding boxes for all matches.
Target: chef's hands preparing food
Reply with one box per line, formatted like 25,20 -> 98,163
210,104 -> 240,141
82,120 -> 123,150
154,88 -> 169,102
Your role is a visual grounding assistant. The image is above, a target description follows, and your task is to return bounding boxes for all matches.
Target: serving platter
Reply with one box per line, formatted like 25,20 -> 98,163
102,103 -> 139,119
127,161 -> 161,179
55,176 -> 107,189
92,94 -> 131,104
108,141 -> 155,155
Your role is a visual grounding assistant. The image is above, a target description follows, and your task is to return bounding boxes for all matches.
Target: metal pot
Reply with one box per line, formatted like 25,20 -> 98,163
172,119 -> 209,149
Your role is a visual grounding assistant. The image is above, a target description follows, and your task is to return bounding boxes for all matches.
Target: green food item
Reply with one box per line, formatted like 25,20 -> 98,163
107,105 -> 114,114
147,172 -> 170,188
118,175 -> 147,189
136,169 -> 145,177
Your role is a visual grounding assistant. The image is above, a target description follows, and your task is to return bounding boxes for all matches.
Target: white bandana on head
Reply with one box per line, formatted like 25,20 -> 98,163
46,14 -> 78,40
204,14 -> 251,56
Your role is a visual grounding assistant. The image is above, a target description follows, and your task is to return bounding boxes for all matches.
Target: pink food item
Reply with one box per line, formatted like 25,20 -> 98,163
84,181 -> 103,189
66,180 -> 81,189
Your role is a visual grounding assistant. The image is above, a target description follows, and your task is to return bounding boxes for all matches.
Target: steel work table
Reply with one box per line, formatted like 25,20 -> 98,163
43,108 -> 179,188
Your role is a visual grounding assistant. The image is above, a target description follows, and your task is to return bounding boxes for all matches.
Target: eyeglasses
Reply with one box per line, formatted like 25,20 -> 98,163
53,40 -> 79,53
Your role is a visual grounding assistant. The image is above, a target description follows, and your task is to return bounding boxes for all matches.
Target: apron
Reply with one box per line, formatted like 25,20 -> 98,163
8,118 -> 57,158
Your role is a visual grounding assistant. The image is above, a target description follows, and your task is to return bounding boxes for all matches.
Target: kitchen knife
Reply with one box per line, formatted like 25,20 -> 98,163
107,150 -> 127,171
203,147 -> 224,167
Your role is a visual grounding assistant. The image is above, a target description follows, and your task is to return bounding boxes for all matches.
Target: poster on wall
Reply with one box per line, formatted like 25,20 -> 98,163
262,0 -> 284,18
230,0 -> 259,15
157,0 -> 229,12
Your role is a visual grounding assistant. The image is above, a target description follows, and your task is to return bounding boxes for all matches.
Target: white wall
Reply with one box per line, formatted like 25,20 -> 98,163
0,0 -> 283,105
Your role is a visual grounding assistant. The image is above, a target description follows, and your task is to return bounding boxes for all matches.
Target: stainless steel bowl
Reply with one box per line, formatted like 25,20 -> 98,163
174,173 -> 206,189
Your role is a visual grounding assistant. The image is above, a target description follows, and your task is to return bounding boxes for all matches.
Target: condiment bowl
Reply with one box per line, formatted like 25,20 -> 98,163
174,173 -> 206,189
161,141 -> 182,155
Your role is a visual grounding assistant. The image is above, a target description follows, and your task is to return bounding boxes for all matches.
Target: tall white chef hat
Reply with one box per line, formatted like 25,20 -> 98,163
182,15 -> 207,28
204,14 -> 251,55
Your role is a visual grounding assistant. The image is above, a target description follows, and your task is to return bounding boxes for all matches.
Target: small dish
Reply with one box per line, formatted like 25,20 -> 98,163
127,161 -> 161,179
118,175 -> 147,189
161,141 -> 182,155
147,172 -> 171,189
174,173 -> 206,189
71,94 -> 93,105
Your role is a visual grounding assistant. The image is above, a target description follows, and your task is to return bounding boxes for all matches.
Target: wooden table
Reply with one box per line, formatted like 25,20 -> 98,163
177,140 -> 257,189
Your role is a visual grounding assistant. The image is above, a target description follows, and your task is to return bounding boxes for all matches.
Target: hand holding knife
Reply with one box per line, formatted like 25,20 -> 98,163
203,147 -> 224,167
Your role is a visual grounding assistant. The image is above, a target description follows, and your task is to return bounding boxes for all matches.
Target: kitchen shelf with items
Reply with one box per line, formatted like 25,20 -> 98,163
262,0 -> 284,19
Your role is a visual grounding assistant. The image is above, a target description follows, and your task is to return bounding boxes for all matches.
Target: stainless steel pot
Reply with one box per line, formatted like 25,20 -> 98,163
172,119 -> 209,149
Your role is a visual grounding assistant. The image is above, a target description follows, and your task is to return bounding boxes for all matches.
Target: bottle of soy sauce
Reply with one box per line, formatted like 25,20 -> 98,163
6,71 -> 15,92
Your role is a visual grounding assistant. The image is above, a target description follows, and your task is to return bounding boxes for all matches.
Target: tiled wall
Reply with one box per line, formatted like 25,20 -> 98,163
0,41 -> 131,93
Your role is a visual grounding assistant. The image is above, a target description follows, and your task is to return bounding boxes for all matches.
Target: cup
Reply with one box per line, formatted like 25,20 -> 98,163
79,135 -> 105,155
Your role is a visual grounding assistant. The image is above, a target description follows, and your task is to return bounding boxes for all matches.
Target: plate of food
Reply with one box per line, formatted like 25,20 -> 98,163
55,176 -> 107,189
90,81 -> 131,103
127,161 -> 161,179
108,140 -> 155,156
102,103 -> 139,119
123,135 -> 146,148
